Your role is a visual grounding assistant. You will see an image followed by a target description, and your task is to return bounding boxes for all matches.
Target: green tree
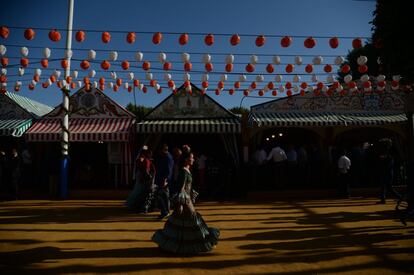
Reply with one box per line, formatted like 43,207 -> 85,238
126,103 -> 152,121
228,106 -> 249,115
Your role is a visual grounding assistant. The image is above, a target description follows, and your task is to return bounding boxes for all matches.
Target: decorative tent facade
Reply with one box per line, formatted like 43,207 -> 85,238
25,87 -> 135,189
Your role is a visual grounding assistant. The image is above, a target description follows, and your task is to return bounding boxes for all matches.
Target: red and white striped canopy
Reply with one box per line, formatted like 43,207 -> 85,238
26,118 -> 134,142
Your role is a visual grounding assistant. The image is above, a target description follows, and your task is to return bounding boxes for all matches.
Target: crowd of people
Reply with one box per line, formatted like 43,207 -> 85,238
125,143 -> 219,254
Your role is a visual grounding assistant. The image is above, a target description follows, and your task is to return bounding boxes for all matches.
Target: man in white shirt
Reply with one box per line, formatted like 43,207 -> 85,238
266,144 -> 287,188
337,149 -> 351,198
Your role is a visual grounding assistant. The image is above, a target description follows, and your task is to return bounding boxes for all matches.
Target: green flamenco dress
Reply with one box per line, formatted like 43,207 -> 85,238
152,168 -> 219,254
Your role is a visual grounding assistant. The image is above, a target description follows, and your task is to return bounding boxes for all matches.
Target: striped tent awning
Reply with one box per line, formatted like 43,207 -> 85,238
136,118 -> 241,133
248,112 -> 407,127
26,118 -> 134,142
0,119 -> 32,137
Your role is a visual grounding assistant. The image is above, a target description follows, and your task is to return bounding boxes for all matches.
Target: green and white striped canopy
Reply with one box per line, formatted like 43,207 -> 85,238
0,119 -> 33,137
136,118 -> 241,133
248,112 -> 407,127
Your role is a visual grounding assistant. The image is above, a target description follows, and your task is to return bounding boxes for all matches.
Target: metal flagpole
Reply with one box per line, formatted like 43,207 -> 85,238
60,0 -> 74,199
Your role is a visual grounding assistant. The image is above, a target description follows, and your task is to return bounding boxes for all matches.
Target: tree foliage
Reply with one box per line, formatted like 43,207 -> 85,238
126,103 -> 152,121
228,106 -> 249,115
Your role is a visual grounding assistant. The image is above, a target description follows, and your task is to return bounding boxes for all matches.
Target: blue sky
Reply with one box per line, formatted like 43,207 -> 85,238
1,0 -> 376,109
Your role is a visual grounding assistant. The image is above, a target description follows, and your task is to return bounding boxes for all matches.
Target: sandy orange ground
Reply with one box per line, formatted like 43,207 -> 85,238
0,198 -> 413,275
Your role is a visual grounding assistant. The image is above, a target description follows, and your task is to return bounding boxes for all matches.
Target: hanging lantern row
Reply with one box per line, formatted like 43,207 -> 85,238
0,26 -> 366,49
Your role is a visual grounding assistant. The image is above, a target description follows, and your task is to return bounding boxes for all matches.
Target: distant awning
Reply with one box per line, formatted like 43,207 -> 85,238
136,118 -> 241,133
248,112 -> 407,127
0,119 -> 32,137
26,118 -> 134,142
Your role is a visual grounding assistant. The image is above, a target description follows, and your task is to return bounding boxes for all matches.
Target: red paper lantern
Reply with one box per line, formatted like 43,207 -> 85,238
168,80 -> 175,88
33,75 -> 40,82
1,57 -> 8,67
20,58 -> 29,67
305,64 -> 313,73
300,90 -> 305,96
229,88 -> 235,95
113,85 -> 118,92
142,86 -> 147,93
184,62 -> 192,71
133,79 -> 140,87
234,81 -> 241,89
126,32 -> 136,44
76,30 -> 86,42
250,82 -> 257,89
150,79 -> 157,87
341,64 -> 351,74
24,28 -> 35,40
377,80 -> 386,88
121,60 -> 130,70
300,82 -> 308,89
142,61 -> 151,71
152,32 -> 162,44
332,81 -> 340,89
29,83 -> 35,90
267,82 -> 274,89
202,81 -> 209,88
285,82 -> 292,89
99,84 -> 105,91
116,78 -> 123,86
0,75 -> 6,83
163,62 -> 172,70
49,29 -> 61,42
215,89 -> 220,95
83,77 -> 90,84
157,87 -> 162,94
243,90 -> 249,96
230,34 -> 240,46
71,82 -> 76,89
255,35 -> 265,47
42,82 -> 49,89
218,81 -> 224,89
266,64 -> 274,74
281,36 -> 292,47
258,90 -> 264,96
50,75 -> 56,83
80,60 -> 90,70
57,81 -> 63,88
316,82 -> 324,90
352,38 -> 362,49
225,63 -> 233,72
184,80 -> 191,88
61,59 -> 69,69
304,37 -> 316,48
205,62 -> 213,72
101,60 -> 110,70
363,81 -> 371,88
179,33 -> 189,45
205,34 -> 214,46
285,64 -> 294,73
358,65 -> 368,74
102,31 -> 111,43
246,63 -> 255,73
99,77 -> 105,85
0,26 -> 10,39
66,76 -> 72,84
272,90 -> 277,96
127,86 -> 132,92
41,59 -> 49,68
329,37 -> 339,48
324,64 -> 333,73
348,81 -> 356,89
287,90 -> 292,97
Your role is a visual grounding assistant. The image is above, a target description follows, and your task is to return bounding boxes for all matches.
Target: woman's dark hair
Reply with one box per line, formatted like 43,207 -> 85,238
179,149 -> 192,168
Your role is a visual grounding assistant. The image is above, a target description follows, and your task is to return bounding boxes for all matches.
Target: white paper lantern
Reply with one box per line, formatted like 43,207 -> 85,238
108,82 -> 114,89
182,53 -> 190,63
155,83 -> 160,91
184,73 -> 191,81
78,81 -> 82,88
377,75 -> 386,82
202,74 -> 209,82
124,82 -> 129,89
15,81 -> 22,87
72,70 -> 78,79
20,47 -> 29,57
311,74 -> 318,82
0,45 -> 6,56
89,70 -> 96,78
334,56 -> 344,65
88,49 -> 96,60
344,74 -> 352,83
128,72 -> 134,81
360,74 -> 370,82
336,85 -> 343,93
1,68 -> 6,75
294,56 -> 302,65
164,73 -> 172,81
65,50 -> 73,59
256,75 -> 264,82
293,85 -> 299,93
31,80 -> 37,86
392,75 -> 401,81
322,86 -> 328,92
221,74 -> 228,82
135,52 -> 144,62
109,51 -> 118,61
203,54 -> 211,63
278,85 -> 285,93
293,75 -> 300,83
326,75 -> 335,83
239,75 -> 247,82
47,79 -> 52,86
273,55 -> 281,65
185,85 -> 192,93
159,52 -> 167,63
35,68 -> 42,76
357,56 -> 368,66
43,48 -> 51,58
54,70 -> 61,78
110,71 -> 117,79
138,83 -> 144,90
275,75 -> 283,82
93,81 -> 98,88
312,56 -> 323,65
250,55 -> 258,64
18,67 -> 24,76
225,54 -> 234,64
146,72 -> 153,80
307,86 -> 314,92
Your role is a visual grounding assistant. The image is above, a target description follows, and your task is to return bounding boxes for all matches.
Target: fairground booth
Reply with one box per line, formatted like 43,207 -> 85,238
25,86 -> 135,192
247,89 -> 408,190
0,91 -> 52,150
136,83 -> 241,197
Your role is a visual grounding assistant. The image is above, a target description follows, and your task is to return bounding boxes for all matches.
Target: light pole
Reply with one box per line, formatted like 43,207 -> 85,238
60,0 -> 74,199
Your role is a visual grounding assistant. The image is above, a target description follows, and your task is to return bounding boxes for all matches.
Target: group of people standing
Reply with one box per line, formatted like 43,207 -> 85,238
125,144 -> 219,254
